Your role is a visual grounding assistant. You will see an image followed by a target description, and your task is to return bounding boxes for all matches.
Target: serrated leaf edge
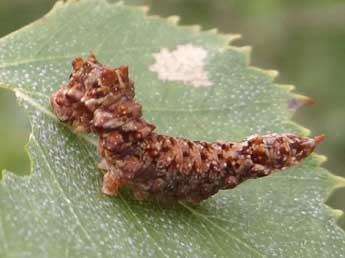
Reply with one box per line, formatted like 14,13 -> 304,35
0,0 -> 343,230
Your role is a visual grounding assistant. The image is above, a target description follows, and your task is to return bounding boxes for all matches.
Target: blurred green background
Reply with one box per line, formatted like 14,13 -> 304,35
0,0 -> 344,227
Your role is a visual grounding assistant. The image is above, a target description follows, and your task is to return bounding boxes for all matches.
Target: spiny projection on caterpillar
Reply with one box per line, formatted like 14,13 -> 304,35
51,54 -> 324,203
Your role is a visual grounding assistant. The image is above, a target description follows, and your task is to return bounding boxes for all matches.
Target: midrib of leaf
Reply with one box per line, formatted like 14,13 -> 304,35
179,202 -> 266,257
119,194 -> 171,258
5,86 -> 99,147
32,137 -> 102,257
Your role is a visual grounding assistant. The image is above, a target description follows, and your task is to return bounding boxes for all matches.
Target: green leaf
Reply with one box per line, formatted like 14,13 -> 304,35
0,1 -> 344,257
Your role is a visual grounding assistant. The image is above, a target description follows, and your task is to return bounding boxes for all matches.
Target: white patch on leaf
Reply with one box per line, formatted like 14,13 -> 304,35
150,44 -> 213,87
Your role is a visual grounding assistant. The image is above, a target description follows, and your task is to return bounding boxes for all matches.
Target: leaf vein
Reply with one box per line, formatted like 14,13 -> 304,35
179,201 -> 266,258
32,137 -> 102,258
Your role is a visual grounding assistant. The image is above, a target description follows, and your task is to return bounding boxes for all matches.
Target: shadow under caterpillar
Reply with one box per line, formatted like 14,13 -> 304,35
51,54 -> 324,203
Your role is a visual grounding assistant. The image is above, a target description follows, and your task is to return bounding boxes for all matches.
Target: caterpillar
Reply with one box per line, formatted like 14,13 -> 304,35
51,54 -> 324,203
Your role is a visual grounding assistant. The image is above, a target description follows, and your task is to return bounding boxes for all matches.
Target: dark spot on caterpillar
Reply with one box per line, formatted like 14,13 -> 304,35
51,53 -> 324,204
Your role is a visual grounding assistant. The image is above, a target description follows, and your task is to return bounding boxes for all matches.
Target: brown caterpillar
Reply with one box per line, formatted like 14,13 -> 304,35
51,54 -> 324,203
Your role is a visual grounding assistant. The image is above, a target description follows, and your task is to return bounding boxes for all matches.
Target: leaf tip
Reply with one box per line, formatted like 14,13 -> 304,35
181,24 -> 202,33
246,67 -> 279,79
221,33 -> 242,43
1,169 -> 7,181
228,46 -> 252,64
331,208 -> 344,220
288,94 -> 315,112
314,153 -> 328,165
330,174 -> 345,189
277,84 -> 295,92
237,45 -> 252,54
135,5 -> 150,14
167,15 -> 181,25
53,0 -> 65,8
264,69 -> 279,79
206,28 -> 218,35
293,94 -> 315,105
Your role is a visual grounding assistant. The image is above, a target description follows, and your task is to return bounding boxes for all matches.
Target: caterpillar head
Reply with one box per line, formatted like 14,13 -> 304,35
74,53 -> 135,111
51,53 -> 136,132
